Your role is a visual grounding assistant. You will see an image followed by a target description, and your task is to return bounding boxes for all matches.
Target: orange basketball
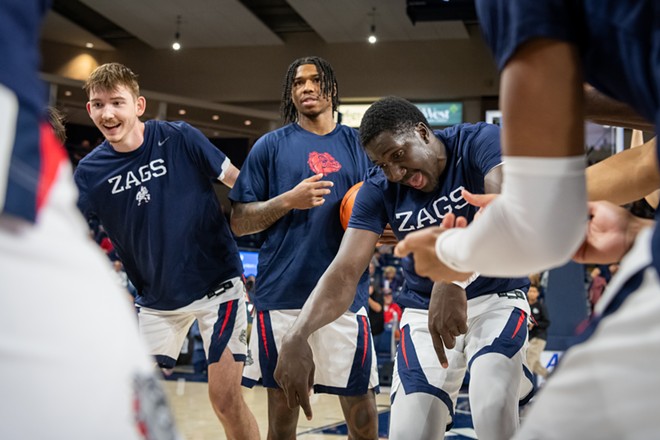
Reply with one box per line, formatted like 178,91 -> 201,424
340,181 -> 363,230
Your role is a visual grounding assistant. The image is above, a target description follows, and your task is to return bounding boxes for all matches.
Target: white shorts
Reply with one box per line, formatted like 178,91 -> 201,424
516,227 -> 660,439
391,292 -> 533,428
0,162 -> 179,440
243,307 -> 379,395
137,278 -> 248,368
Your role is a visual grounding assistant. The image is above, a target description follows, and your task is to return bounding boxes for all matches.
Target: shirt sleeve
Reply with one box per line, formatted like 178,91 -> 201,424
469,123 -> 503,176
228,135 -> 270,203
180,122 -> 229,179
347,175 -> 389,235
475,0 -> 580,70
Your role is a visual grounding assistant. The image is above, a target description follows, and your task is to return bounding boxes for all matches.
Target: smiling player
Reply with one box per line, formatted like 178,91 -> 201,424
274,96 -> 533,440
73,62 -> 259,440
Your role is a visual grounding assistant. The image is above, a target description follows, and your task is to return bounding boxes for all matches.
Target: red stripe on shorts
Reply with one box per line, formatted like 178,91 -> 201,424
259,311 -> 269,359
511,310 -> 526,339
218,300 -> 234,339
361,316 -> 369,367
401,327 -> 409,368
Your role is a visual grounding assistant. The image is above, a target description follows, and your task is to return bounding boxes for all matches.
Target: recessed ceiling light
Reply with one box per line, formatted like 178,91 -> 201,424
64,90 -> 72,97
85,42 -> 94,48
178,109 -> 186,115
212,114 -> 220,121
244,120 -> 252,126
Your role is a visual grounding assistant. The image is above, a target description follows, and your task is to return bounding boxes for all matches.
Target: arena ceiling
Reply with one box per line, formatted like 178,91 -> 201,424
43,0 -> 477,51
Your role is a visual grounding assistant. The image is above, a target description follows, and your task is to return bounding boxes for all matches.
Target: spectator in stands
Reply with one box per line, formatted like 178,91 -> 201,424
608,263 -> 619,279
381,265 -> 403,297
588,266 -> 608,313
383,291 -> 402,326
245,275 -> 256,300
527,283 -> 551,379
367,262 -> 384,346
371,248 -> 382,268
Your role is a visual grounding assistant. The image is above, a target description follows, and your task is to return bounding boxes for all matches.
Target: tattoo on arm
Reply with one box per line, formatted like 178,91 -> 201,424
232,200 -> 290,236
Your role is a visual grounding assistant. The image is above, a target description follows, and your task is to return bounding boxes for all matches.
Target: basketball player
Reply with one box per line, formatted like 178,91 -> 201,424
73,63 -> 259,440
0,2 -> 179,439
395,1 -> 660,437
274,96 -> 534,440
229,56 -> 378,440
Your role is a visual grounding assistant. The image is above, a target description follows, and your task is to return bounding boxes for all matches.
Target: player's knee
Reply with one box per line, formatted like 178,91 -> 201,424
208,384 -> 242,418
473,380 -> 511,418
347,420 -> 378,440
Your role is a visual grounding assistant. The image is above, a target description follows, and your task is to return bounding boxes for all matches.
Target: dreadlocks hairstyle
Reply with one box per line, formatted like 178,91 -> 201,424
83,62 -> 140,100
280,56 -> 339,124
359,96 -> 430,148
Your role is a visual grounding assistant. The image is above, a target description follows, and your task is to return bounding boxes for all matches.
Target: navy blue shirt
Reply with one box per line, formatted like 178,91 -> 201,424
349,124 -> 530,309
74,120 -> 243,310
476,0 -> 660,277
229,123 -> 372,312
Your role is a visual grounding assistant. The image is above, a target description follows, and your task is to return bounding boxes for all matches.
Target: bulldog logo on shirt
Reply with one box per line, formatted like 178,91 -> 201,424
136,186 -> 151,206
308,151 -> 342,176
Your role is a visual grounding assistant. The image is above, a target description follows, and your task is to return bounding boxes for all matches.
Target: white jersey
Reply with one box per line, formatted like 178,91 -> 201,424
0,162 -> 179,439
515,227 -> 660,439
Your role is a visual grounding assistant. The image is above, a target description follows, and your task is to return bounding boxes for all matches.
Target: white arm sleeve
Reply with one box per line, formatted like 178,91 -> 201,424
435,156 -> 587,277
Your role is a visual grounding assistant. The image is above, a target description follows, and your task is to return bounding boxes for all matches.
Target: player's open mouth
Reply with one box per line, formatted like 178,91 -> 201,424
406,172 -> 425,189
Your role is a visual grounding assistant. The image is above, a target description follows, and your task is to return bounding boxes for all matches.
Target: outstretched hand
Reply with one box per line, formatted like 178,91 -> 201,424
461,189 -> 497,220
394,213 -> 472,282
273,333 -> 316,420
286,174 -> 334,210
573,201 -> 651,263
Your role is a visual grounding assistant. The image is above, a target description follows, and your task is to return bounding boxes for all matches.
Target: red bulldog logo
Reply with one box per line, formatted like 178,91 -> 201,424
308,151 -> 342,176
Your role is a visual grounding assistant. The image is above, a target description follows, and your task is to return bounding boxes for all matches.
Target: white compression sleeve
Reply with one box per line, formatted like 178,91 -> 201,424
436,156 -> 587,277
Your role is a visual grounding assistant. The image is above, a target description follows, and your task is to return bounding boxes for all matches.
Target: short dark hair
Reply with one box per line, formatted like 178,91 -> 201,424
359,96 -> 430,147
280,56 -> 339,124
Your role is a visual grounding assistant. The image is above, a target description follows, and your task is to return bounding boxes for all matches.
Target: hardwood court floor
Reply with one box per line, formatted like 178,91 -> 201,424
162,379 -> 392,440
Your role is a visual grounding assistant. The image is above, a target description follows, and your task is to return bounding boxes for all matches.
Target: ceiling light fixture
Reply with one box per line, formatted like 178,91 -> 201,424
368,7 -> 377,44
172,15 -> 182,51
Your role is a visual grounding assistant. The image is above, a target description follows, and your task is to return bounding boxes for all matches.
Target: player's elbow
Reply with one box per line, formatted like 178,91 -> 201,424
524,226 -> 585,273
229,211 -> 248,237
505,211 -> 587,275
